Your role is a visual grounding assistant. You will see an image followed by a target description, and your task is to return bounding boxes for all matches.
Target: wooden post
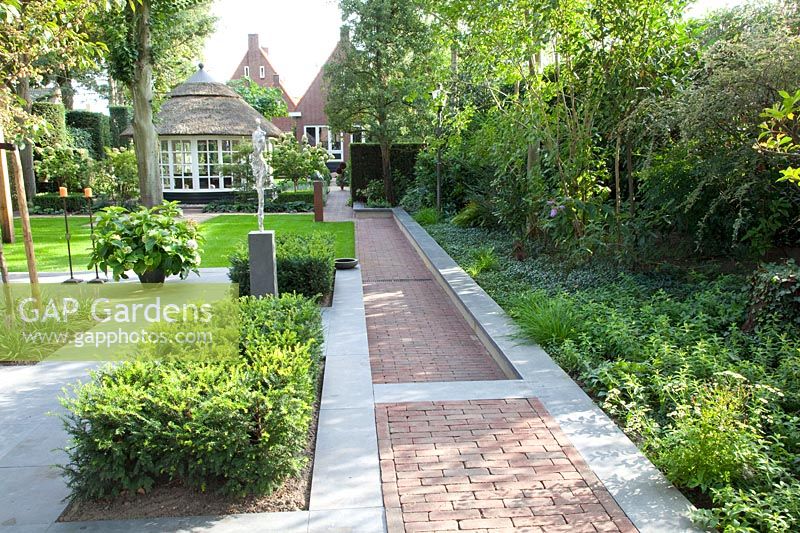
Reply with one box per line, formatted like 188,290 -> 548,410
0,126 -> 15,243
9,144 -> 38,293
313,180 -> 324,222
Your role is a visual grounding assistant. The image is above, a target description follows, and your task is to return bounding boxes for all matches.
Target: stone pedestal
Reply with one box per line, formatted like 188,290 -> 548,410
248,230 -> 278,297
314,180 -> 324,222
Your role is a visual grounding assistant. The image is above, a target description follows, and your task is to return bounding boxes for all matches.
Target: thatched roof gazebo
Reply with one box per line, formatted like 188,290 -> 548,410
123,65 -> 282,202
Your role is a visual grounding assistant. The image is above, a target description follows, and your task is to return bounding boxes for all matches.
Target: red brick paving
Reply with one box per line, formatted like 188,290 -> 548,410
376,399 -> 638,533
357,218 -> 506,383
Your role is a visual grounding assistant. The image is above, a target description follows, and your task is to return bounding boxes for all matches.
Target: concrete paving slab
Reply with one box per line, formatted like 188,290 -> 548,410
307,508 -> 385,532
309,408 -> 382,511
48,512 -> 310,533
373,379 -> 534,404
0,465 -> 69,527
320,357 -> 374,410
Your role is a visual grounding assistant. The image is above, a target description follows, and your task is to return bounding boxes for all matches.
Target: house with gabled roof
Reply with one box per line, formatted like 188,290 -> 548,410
230,32 -> 354,170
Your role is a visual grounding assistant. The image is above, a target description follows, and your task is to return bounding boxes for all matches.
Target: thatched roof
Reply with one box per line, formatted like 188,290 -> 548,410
121,66 -> 282,138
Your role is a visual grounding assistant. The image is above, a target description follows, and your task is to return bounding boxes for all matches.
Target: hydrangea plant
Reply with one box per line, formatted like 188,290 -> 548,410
89,202 -> 203,282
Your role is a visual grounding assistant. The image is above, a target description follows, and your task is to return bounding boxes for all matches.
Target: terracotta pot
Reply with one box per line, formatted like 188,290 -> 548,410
137,269 -> 166,284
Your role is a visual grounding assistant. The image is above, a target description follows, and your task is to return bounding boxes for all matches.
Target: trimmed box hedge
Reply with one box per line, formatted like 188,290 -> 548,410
32,192 -> 87,213
228,232 -> 335,299
60,293 -> 323,498
66,110 -> 111,159
31,102 -> 68,147
350,143 -> 423,202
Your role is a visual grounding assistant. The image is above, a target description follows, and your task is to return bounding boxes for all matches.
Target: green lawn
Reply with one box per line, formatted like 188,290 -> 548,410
4,217 -> 94,272
3,214 -> 355,272
199,214 -> 355,267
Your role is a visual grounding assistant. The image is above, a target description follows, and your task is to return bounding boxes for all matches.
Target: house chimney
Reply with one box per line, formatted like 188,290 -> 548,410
248,34 -> 259,51
340,26 -> 349,42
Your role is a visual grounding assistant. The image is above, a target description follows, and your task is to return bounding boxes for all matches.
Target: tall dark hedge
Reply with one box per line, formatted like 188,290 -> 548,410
350,143 -> 423,203
31,102 -> 67,147
109,106 -> 133,148
66,110 -> 111,159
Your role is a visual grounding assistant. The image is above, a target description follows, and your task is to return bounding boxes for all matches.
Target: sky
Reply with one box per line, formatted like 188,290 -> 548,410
74,0 -> 743,112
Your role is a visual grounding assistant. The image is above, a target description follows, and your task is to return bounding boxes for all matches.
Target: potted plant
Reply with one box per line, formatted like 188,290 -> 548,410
89,202 -> 203,283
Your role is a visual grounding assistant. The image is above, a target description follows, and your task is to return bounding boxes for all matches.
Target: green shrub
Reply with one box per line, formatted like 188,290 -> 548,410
67,127 -> 93,152
108,106 -> 133,148
228,232 -> 335,299
743,260 -> 800,330
465,246 -> 499,277
92,147 -> 139,204
31,193 -> 87,214
276,190 -> 315,204
363,180 -> 390,207
31,102 -> 67,147
413,207 -> 440,226
66,110 -> 111,159
400,185 -> 431,212
34,145 -> 96,191
60,294 -> 323,499
510,291 -> 580,345
350,143 -> 423,202
452,199 -> 497,228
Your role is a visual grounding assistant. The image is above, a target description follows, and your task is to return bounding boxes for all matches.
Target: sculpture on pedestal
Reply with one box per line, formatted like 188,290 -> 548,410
250,121 -> 274,231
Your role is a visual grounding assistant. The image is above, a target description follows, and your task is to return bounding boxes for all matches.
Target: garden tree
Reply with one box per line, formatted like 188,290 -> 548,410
645,10 -> 800,255
227,77 -> 288,119
270,134 -> 330,191
0,0 -> 104,197
325,0 -> 434,204
99,0 -> 214,206
757,89 -> 800,185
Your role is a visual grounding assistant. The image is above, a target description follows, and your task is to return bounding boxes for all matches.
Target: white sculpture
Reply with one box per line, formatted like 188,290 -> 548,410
250,121 -> 272,231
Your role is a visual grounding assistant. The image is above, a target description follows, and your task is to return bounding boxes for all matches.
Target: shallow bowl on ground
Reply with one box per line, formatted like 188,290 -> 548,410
335,258 -> 359,270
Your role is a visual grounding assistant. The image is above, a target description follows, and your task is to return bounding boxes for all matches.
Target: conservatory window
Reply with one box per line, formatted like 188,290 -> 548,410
158,138 -> 242,191
171,140 -> 193,189
304,125 -> 343,161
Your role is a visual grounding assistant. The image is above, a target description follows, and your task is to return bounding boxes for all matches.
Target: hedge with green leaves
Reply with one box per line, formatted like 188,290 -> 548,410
109,106 -> 132,148
66,110 -> 111,159
350,143 -> 423,202
31,102 -> 67,147
31,193 -> 87,213
60,293 -> 323,499
229,232 -> 335,298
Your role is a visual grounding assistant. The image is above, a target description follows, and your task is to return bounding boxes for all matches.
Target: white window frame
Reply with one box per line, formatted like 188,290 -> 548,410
243,65 -> 250,77
159,137 -> 245,192
303,125 -> 343,162
259,65 -> 265,79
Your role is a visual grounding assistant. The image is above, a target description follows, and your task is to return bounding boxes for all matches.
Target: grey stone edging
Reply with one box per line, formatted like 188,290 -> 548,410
352,202 -> 393,218
9,269 -> 384,533
391,208 -> 703,533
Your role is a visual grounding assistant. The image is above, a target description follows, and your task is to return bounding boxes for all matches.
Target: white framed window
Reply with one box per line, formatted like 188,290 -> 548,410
159,137 -> 243,191
259,65 -> 265,79
243,65 -> 250,77
304,125 -> 343,161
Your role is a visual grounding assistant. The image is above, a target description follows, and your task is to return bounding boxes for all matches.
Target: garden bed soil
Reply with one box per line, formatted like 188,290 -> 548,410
58,365 -> 323,522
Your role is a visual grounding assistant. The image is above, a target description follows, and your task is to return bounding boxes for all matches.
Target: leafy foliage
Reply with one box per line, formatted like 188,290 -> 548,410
90,202 -> 203,280
60,293 -> 323,499
227,77 -> 288,119
228,232 -> 336,299
271,134 -> 330,191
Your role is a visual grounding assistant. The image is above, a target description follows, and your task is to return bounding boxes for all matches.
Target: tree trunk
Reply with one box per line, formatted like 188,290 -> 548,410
131,0 -> 162,207
614,134 -> 622,247
626,141 -> 635,216
57,73 -> 74,109
109,76 -> 126,106
379,139 -> 394,205
14,78 -> 35,200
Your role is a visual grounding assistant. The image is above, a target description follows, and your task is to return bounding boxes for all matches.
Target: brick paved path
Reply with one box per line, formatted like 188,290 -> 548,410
357,218 -> 506,383
324,187 -> 354,222
377,400 -> 637,533
356,216 -> 639,532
